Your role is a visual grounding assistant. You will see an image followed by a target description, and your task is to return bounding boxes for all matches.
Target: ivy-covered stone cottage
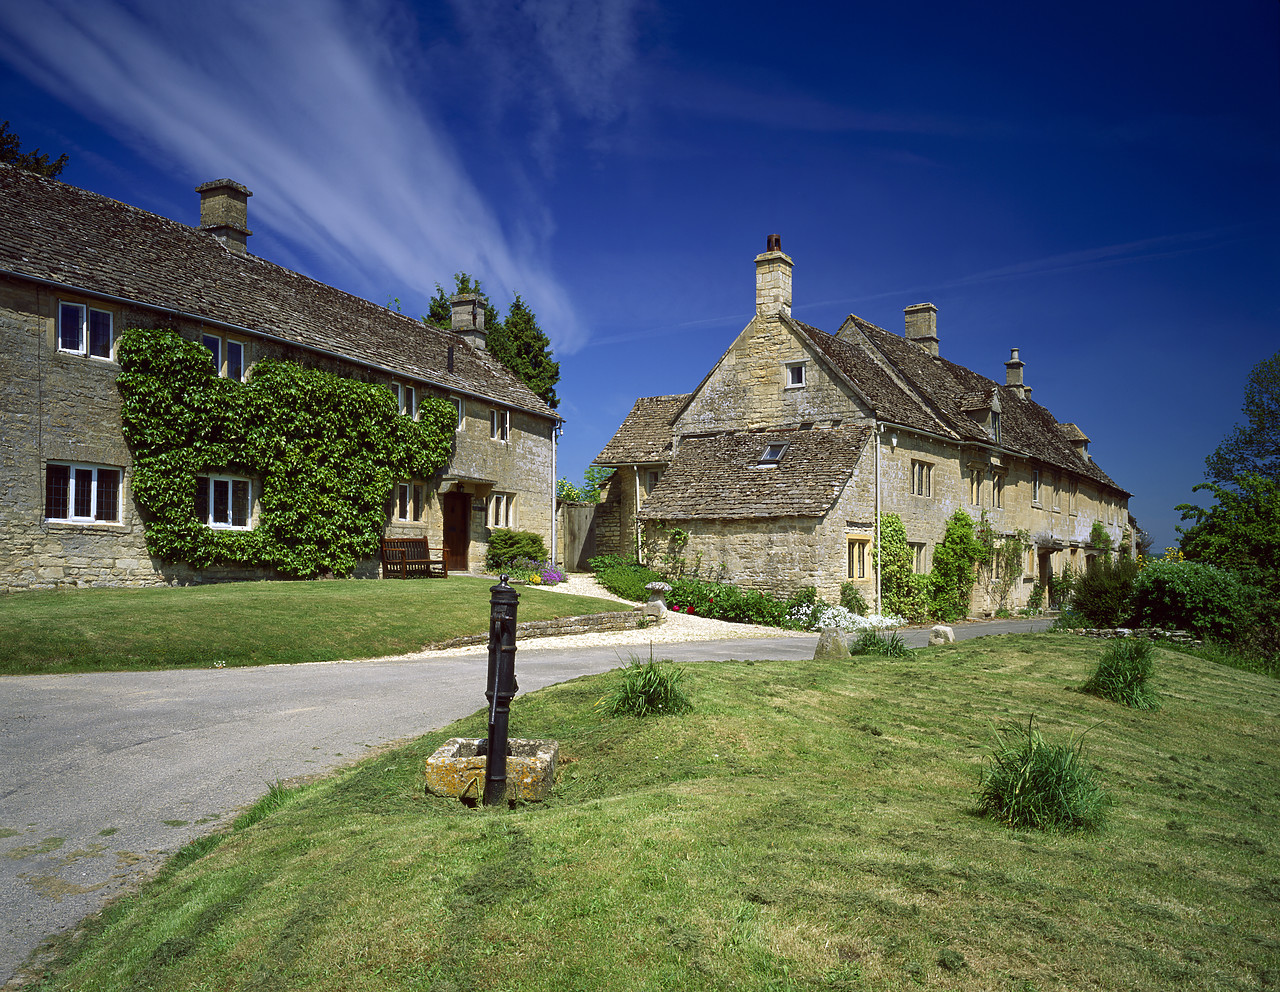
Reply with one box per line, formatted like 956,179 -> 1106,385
0,164 -> 560,589
594,235 -> 1132,612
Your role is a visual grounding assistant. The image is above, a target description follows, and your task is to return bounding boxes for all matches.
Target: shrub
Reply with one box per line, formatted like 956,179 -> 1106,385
598,655 -> 691,717
1081,638 -> 1159,709
877,514 -> 917,619
1089,520 -> 1114,552
1071,555 -> 1139,627
930,510 -> 985,621
840,582 -> 869,615
591,556 -> 663,601
670,578 -> 790,626
485,529 -> 548,572
976,717 -> 1108,833
1129,560 -> 1259,641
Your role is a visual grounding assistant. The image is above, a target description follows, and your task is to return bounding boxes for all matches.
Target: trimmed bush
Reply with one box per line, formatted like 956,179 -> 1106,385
1081,638 -> 1159,709
598,656 -> 691,717
976,717 -> 1108,833
485,529 -> 549,572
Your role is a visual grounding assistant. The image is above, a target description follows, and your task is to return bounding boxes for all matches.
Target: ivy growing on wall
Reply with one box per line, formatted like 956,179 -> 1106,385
116,328 -> 456,578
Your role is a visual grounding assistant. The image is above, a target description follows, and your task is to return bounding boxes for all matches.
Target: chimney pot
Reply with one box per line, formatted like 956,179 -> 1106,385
754,235 -> 793,317
903,303 -> 939,357
450,293 -> 487,350
196,179 -> 252,254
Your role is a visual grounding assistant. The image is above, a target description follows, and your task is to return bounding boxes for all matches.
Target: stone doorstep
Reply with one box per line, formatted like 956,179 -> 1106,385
424,737 -> 559,803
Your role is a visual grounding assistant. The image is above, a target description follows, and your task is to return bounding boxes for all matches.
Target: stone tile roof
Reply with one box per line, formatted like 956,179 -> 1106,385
0,165 -> 556,419
594,393 -> 690,465
637,425 -> 873,519
818,316 -> 1128,496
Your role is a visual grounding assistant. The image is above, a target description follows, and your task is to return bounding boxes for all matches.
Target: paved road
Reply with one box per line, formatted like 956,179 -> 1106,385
0,618 -> 1048,983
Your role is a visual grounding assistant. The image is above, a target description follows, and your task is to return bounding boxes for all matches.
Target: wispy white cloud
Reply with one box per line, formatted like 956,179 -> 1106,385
0,0 -> 639,353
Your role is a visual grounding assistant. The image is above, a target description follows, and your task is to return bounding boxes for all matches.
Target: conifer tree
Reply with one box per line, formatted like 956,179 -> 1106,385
0,120 -> 68,178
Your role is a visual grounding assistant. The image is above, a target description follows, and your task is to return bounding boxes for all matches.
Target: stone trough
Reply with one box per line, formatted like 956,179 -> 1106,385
424,737 -> 559,804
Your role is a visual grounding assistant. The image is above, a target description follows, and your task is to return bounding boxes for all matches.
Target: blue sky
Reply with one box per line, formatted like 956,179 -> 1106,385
2,0 -> 1276,552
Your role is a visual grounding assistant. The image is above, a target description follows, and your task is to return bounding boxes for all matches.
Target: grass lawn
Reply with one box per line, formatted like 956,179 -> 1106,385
22,634 -> 1280,991
0,578 -> 625,675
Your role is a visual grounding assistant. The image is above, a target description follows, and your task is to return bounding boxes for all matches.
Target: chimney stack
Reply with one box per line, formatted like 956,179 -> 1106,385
196,179 -> 252,254
1004,347 -> 1026,398
754,234 -> 793,317
904,303 -> 939,356
451,293 -> 487,350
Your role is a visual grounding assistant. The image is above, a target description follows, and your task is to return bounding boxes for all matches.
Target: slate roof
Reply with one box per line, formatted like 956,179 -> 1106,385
594,394 -> 689,465
637,425 -> 873,520
0,165 -> 556,419
810,316 -> 1128,496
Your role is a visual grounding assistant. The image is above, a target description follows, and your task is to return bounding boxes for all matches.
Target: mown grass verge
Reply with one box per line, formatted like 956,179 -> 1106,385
0,578 -> 624,675
20,634 -> 1280,991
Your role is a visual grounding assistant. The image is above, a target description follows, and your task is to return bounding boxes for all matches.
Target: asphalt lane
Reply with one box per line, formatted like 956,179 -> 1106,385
0,617 -> 1048,983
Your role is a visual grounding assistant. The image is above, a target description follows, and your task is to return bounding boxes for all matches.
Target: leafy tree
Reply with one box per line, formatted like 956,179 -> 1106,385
1129,513 -> 1153,559
557,465 -> 614,503
0,120 -> 68,178
422,274 -> 559,408
1205,352 -> 1280,486
1177,474 -> 1280,596
489,293 -> 559,408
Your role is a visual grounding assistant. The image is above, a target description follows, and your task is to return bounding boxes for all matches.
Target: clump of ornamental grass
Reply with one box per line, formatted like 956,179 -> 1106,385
849,628 -> 909,658
598,653 -> 692,717
976,716 -> 1108,833
1081,637 -> 1160,710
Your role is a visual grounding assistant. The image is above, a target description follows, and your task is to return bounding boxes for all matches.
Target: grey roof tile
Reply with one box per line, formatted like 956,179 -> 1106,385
0,164 -> 556,419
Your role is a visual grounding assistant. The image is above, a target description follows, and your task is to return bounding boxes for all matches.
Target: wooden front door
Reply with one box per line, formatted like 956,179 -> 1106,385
442,492 -> 471,572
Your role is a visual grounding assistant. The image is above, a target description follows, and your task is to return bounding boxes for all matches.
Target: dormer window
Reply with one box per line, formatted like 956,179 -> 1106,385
784,362 -> 806,389
759,442 -> 787,466
990,411 -> 1001,443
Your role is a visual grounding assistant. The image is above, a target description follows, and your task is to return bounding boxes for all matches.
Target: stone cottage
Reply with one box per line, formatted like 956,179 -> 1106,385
595,235 -> 1131,611
0,164 -> 560,590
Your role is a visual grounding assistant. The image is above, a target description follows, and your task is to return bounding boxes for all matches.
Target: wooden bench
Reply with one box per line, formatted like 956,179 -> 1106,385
380,537 -> 448,579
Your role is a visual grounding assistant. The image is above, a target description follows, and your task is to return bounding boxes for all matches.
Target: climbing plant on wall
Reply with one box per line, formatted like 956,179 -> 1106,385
116,328 -> 456,578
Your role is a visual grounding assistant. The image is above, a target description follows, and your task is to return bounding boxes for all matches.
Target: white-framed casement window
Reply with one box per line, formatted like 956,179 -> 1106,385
389,381 -> 417,418
909,542 -> 927,574
847,538 -> 869,580
202,333 -> 246,381
911,460 -> 932,497
45,463 -> 121,523
1032,468 -> 1041,505
451,396 -> 463,432
58,302 -> 114,359
394,482 -> 428,522
194,475 -> 253,529
490,408 -> 510,442
645,469 -> 661,495
489,492 -> 514,529
784,361 -> 807,389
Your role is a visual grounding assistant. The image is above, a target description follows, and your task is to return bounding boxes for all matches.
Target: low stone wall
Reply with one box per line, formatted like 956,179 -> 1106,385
426,610 -> 651,650
1062,627 -> 1201,646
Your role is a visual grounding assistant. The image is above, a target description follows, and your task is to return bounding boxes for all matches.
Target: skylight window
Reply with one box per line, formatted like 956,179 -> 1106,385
759,442 -> 787,465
